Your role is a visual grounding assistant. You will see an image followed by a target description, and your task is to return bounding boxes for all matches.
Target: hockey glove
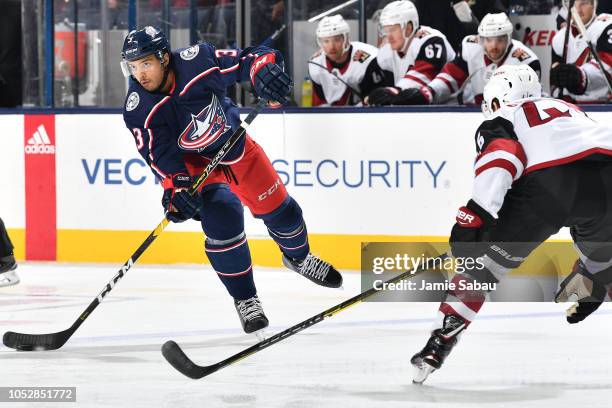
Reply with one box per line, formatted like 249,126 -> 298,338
449,199 -> 496,259
367,86 -> 400,105
555,260 -> 606,324
161,173 -> 201,223
250,54 -> 293,105
394,87 -> 433,105
550,63 -> 587,95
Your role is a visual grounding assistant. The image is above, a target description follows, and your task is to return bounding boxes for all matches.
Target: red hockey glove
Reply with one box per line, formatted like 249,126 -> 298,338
449,200 -> 495,259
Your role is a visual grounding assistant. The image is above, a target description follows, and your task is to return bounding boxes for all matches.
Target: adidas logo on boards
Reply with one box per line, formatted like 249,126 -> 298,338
25,125 -> 55,154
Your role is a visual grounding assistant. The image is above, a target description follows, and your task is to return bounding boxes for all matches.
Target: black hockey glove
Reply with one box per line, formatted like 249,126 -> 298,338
161,173 -> 201,223
555,260 -> 607,324
550,63 -> 587,95
449,199 -> 496,259
367,87 -> 400,105
251,54 -> 293,105
393,87 -> 433,105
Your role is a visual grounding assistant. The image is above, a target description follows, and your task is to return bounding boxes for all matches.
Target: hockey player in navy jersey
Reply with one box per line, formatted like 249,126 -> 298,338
121,26 -> 342,335
410,65 -> 612,383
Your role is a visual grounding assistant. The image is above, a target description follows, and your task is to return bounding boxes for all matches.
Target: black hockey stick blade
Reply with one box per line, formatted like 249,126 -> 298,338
162,341 -> 216,379
3,330 -> 71,351
162,253 -> 450,379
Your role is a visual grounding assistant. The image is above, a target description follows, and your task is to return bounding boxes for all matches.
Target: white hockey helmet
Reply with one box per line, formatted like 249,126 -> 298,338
379,1 -> 419,34
482,65 -> 542,117
316,15 -> 350,53
478,13 -> 513,61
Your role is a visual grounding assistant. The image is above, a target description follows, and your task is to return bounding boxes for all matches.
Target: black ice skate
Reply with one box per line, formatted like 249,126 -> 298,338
282,253 -> 343,288
0,255 -> 19,287
234,295 -> 269,336
411,315 -> 467,384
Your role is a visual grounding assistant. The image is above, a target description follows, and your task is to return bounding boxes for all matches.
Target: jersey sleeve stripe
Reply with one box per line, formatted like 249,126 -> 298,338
403,74 -> 428,87
442,62 -> 469,85
474,150 -> 525,180
438,73 -> 457,92
475,158 -> 519,179
410,60 -> 438,80
476,138 -> 527,167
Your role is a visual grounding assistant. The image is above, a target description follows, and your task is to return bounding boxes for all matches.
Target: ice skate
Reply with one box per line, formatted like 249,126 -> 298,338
234,295 -> 269,335
0,255 -> 19,287
282,253 -> 343,288
411,315 -> 466,384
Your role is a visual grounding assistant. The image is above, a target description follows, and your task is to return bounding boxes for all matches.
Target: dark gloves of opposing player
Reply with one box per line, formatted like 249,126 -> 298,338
367,86 -> 433,106
550,63 -> 587,95
250,54 -> 293,105
555,260 -> 607,324
449,200 -> 496,259
161,173 -> 201,223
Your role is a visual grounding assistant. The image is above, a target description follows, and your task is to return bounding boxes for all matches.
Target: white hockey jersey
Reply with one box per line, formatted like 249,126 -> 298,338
428,36 -> 540,105
308,41 -> 384,106
376,26 -> 456,90
551,13 -> 612,102
472,98 -> 612,218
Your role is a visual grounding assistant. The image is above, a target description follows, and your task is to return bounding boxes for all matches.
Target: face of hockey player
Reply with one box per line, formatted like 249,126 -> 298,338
574,0 -> 595,25
383,23 -> 413,51
482,35 -> 509,62
320,35 -> 348,63
127,53 -> 170,92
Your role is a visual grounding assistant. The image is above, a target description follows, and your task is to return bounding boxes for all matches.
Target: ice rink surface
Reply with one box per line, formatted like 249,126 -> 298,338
1,262 -> 611,408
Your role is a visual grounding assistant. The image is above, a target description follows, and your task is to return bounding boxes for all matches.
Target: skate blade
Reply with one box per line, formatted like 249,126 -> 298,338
412,361 -> 435,384
253,328 -> 267,342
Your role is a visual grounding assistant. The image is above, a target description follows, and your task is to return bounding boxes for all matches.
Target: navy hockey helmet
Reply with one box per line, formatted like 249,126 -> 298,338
120,26 -> 170,77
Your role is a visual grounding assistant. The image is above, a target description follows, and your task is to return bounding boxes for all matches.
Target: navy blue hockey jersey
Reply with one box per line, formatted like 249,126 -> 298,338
122,43 -> 281,180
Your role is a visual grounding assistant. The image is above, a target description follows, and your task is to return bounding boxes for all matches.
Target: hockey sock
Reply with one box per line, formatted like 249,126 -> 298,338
205,233 -> 256,300
437,273 -> 488,329
261,196 -> 310,261
201,185 -> 256,300
0,217 -> 15,258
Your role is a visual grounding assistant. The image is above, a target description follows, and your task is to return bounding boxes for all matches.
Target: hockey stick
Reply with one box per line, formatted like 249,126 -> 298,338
570,6 -> 612,97
307,0 -> 358,23
2,98 -> 268,352
307,60 -> 364,102
161,252 -> 450,379
559,0 -> 575,98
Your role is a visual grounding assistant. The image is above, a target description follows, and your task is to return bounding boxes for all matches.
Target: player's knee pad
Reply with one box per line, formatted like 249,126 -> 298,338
200,184 -> 244,238
260,196 -> 309,260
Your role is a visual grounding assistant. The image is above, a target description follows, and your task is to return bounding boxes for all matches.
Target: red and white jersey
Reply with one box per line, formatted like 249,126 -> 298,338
428,36 -> 540,105
308,41 -> 384,106
552,13 -> 612,102
376,26 -> 455,90
472,97 -> 612,217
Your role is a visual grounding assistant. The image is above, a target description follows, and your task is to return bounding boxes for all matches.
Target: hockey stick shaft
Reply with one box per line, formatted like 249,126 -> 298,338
570,7 -> 612,96
3,99 -> 268,351
307,60 -> 364,101
307,0 -> 358,23
559,0 -> 575,98
162,252 -> 450,379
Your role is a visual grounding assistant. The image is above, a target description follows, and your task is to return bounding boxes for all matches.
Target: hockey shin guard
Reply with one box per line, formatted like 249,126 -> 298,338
261,196 -> 310,261
201,186 -> 256,300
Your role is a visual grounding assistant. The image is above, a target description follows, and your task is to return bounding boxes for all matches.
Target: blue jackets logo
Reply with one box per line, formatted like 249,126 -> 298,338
178,94 -> 231,151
